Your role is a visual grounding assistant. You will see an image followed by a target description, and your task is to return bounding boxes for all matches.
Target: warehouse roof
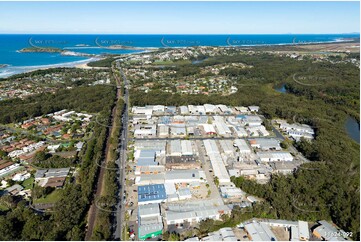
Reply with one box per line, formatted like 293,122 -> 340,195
137,157 -> 157,166
138,203 -> 160,217
181,140 -> 193,155
234,139 -> 251,153
165,169 -> 200,181
245,222 -> 277,241
250,138 -> 281,150
138,184 -> 167,203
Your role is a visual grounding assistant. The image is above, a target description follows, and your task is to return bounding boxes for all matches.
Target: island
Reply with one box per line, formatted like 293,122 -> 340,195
19,47 -> 63,53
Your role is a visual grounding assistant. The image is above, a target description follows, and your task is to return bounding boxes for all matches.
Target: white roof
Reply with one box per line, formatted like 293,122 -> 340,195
165,169 -> 200,181
209,153 -> 230,183
170,140 -> 182,155
204,104 -> 217,113
298,221 -> 310,240
219,140 -> 234,154
181,140 -> 193,155
203,124 -> 216,134
234,139 -> 251,153
180,106 -> 189,114
251,138 -> 281,150
138,203 -> 160,217
213,120 -> 231,135
245,222 -> 277,241
258,151 -> 293,161
203,139 -> 219,155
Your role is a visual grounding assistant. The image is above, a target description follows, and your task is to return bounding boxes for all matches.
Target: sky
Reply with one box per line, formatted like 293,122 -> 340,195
0,1 -> 359,34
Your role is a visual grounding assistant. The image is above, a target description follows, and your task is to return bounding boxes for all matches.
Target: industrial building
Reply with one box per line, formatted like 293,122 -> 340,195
246,125 -> 270,137
244,221 -> 278,241
219,140 -> 234,155
165,155 -> 199,170
170,125 -> 186,137
258,151 -> 294,162
138,223 -> 163,240
134,124 -> 157,138
165,200 -> 231,225
134,140 -> 166,154
135,165 -> 165,176
158,125 -> 169,137
248,106 -> 260,112
233,139 -> 252,155
179,106 -> 189,115
132,106 -> 153,116
312,220 -> 347,241
242,115 -> 263,127
204,104 -> 217,114
249,138 -> 281,151
220,186 -> 245,198
181,140 -> 193,156
135,174 -> 165,186
204,140 -> 231,183
170,140 -> 182,156
202,227 -> 237,241
262,219 -> 310,241
138,203 -> 164,240
217,105 -> 232,114
202,124 -> 216,135
136,150 -> 158,166
233,126 -> 248,137
138,184 -> 167,205
213,116 -> 232,136
165,169 -> 204,184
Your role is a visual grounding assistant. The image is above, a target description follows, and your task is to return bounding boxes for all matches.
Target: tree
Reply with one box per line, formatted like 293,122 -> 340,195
213,176 -> 219,187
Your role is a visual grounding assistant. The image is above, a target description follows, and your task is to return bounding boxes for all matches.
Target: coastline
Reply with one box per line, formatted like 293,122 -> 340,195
0,37 -> 358,79
0,57 -> 102,78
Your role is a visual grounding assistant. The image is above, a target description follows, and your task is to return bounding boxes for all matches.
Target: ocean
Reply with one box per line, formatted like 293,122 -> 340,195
0,34 -> 359,77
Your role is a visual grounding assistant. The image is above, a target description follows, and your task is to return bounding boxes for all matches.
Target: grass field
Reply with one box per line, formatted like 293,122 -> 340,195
33,189 -> 63,204
21,177 -> 34,190
0,204 -> 9,212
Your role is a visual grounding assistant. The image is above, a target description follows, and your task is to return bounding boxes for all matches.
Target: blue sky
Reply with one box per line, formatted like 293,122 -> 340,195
0,1 -> 359,34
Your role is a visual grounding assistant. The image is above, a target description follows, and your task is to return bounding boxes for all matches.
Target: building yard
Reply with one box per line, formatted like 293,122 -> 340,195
123,104 -> 314,240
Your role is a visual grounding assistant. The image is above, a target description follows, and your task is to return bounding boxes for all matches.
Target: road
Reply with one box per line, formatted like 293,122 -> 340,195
113,61 -> 130,240
84,63 -> 124,241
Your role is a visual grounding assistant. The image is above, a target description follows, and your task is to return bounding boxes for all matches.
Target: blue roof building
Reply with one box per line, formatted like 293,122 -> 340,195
138,184 -> 167,205
159,116 -> 171,125
137,157 -> 158,166
236,115 -> 247,120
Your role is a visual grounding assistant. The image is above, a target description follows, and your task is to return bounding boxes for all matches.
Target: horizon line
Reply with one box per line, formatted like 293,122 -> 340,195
0,32 -> 360,35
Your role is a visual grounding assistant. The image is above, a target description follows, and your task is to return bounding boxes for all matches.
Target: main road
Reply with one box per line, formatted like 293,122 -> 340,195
113,61 -> 130,240
85,61 -> 128,240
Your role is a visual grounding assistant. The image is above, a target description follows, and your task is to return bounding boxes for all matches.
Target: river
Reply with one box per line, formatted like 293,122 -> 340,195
274,84 -> 287,94
345,116 -> 360,144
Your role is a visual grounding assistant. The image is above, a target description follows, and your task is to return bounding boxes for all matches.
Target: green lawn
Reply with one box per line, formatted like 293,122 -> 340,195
21,177 -> 34,190
33,189 -> 63,204
0,204 -> 9,212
